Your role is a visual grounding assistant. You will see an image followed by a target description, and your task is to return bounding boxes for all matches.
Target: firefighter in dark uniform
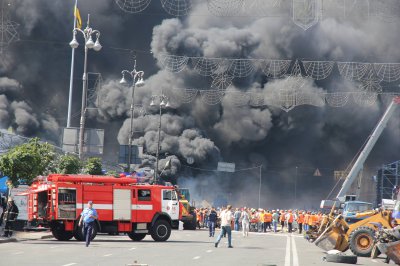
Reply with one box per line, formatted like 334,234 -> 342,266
2,197 -> 19,237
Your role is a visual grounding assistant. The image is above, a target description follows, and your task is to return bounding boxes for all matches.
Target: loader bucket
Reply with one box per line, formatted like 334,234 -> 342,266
315,228 -> 347,251
385,241 -> 400,264
314,215 -> 349,252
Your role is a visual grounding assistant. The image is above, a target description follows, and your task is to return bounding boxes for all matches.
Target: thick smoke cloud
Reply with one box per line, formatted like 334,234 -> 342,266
1,0 -> 400,208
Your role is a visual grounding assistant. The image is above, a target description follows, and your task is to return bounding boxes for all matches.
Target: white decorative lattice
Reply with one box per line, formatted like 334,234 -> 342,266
337,62 -> 371,81
296,92 -> 325,107
160,0 -> 192,16
114,0 -> 152,13
158,54 -> 189,73
292,0 -> 321,31
180,88 -> 199,104
211,73 -> 233,90
0,1 -> 19,54
200,89 -> 225,105
191,57 -> 221,76
207,0 -> 244,17
373,63 -> 400,83
303,61 -> 335,80
261,59 -> 292,78
228,59 -> 255,77
325,92 -> 350,107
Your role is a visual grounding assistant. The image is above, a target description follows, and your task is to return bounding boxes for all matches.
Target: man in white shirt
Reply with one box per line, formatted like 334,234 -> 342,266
215,205 -> 233,248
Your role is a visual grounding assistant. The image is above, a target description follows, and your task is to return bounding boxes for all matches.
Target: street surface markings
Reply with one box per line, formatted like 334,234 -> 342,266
285,235 -> 299,266
103,254 -> 113,257
62,263 -> 77,266
206,250 -> 213,253
193,256 -> 201,260
129,247 -> 136,250
285,236 -> 291,266
291,236 -> 299,266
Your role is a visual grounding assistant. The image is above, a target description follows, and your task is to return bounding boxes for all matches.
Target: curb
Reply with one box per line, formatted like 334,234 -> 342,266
41,234 -> 54,239
0,237 -> 17,244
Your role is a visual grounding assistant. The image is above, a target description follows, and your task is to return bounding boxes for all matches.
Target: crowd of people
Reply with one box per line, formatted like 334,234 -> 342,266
195,206 -> 325,246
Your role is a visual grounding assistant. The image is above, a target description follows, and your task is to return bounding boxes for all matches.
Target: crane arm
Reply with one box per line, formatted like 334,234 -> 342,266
336,97 -> 400,201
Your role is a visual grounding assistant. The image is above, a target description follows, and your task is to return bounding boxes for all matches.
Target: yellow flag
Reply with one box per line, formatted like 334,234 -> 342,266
74,6 -> 82,29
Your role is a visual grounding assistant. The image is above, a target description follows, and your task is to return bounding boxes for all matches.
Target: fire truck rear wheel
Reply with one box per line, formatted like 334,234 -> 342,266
127,232 -> 147,241
73,223 -> 98,241
151,219 -> 171,242
52,228 -> 74,241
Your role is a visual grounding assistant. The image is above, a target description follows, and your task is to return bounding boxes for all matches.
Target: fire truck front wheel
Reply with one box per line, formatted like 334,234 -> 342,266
151,219 -> 171,242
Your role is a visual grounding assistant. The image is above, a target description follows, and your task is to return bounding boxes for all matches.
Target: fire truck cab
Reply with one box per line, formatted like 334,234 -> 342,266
26,174 -> 182,242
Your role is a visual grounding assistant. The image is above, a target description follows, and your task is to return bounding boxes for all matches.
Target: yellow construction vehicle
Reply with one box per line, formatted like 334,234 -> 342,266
315,210 -> 393,257
177,188 -> 197,230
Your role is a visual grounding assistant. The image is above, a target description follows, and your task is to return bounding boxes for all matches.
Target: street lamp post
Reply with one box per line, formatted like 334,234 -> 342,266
150,93 -> 170,184
69,14 -> 102,160
258,165 -> 262,209
119,61 -> 145,172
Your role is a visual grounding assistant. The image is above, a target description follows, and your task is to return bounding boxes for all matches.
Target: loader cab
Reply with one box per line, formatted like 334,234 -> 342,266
342,201 -> 373,224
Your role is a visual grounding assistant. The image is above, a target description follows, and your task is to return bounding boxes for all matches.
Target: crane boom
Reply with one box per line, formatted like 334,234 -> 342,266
336,97 -> 400,201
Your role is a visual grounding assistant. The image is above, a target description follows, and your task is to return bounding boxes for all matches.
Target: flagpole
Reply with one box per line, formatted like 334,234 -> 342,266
67,0 -> 78,128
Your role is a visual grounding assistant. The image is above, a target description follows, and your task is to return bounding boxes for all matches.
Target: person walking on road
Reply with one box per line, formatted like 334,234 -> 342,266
286,210 -> 294,233
241,207 -> 250,237
215,205 -> 233,248
272,210 -> 279,233
208,207 -> 218,237
2,197 -> 19,237
233,208 -> 241,231
297,211 -> 305,234
78,201 -> 98,247
263,210 -> 272,232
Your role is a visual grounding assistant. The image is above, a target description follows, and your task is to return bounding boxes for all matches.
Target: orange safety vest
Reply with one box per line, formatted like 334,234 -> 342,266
308,215 -> 314,226
310,214 -> 318,225
287,213 -> 294,223
297,214 -> 304,224
304,214 -> 309,224
280,213 -> 286,222
264,213 -> 272,222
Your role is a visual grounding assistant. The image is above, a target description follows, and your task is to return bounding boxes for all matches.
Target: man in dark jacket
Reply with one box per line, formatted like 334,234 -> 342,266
208,207 -> 218,237
2,197 -> 19,237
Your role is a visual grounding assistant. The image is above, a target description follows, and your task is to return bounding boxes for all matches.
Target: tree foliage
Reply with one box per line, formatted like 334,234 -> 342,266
57,154 -> 81,174
0,138 -> 56,186
84,157 -> 103,175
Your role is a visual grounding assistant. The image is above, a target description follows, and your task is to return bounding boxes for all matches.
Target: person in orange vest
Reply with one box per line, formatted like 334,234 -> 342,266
196,209 -> 202,229
280,210 -> 286,233
285,210 -> 294,233
304,211 -> 310,232
297,211 -> 305,234
310,212 -> 318,229
263,210 -> 272,232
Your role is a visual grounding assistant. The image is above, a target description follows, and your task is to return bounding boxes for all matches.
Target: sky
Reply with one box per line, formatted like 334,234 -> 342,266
0,0 -> 400,208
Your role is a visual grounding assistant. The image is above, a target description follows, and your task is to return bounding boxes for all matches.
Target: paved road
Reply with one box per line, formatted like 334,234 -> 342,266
0,229 -> 394,266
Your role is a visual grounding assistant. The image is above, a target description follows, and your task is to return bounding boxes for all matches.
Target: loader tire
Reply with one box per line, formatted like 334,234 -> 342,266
324,254 -> 357,264
349,226 -> 376,257
151,219 -> 171,242
183,212 -> 197,230
128,232 -> 147,241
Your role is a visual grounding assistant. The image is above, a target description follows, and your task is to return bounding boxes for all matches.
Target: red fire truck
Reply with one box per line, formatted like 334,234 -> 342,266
24,174 -> 182,242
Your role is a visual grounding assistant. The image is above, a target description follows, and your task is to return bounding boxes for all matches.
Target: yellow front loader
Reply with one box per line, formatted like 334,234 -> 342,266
314,210 -> 393,257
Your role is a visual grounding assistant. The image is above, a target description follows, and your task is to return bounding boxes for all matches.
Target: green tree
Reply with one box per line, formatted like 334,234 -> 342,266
0,138 -> 56,186
84,157 -> 103,175
57,154 -> 81,174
